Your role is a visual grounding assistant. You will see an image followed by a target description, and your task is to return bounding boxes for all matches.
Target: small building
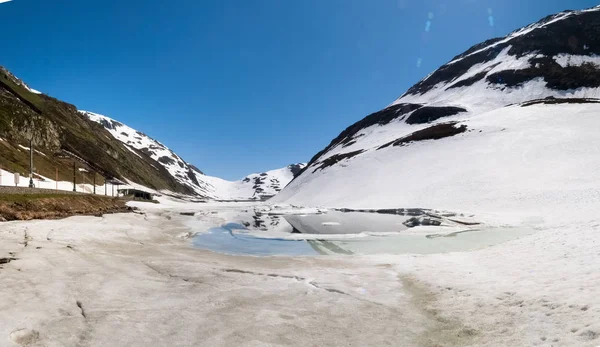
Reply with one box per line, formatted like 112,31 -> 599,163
117,188 -> 154,201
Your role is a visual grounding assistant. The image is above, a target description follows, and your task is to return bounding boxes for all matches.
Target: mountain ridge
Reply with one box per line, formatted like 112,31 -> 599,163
0,68 -> 303,200
83,110 -> 305,200
275,5 -> 600,211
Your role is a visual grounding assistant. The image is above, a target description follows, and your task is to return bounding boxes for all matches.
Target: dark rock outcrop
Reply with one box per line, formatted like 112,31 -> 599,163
379,122 -> 467,149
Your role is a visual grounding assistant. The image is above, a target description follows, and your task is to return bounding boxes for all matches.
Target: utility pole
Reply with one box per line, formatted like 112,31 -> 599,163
73,163 -> 76,192
28,139 -> 34,188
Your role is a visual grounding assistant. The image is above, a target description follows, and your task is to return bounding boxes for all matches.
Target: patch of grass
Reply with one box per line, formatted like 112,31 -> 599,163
0,68 -> 45,112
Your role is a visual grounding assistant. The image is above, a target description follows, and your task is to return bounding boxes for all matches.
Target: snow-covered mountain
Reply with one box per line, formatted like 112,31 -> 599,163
82,111 -> 215,196
274,5 -> 600,215
202,164 -> 306,201
83,111 -> 303,200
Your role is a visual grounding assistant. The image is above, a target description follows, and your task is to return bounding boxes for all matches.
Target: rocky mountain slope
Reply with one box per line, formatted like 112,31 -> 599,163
0,68 -> 191,195
81,111 -> 215,196
274,5 -> 600,213
83,111 -> 304,200
0,67 -> 302,200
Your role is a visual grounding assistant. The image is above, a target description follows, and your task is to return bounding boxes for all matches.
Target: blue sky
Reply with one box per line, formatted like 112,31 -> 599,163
0,0 -> 597,180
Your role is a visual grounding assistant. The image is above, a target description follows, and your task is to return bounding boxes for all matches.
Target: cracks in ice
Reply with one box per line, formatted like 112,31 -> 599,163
0,257 -> 17,269
0,257 -> 16,264
22,229 -> 31,248
308,281 -> 350,296
221,268 -> 353,297
223,268 -> 307,282
144,262 -> 176,278
143,262 -> 217,288
76,300 -> 87,319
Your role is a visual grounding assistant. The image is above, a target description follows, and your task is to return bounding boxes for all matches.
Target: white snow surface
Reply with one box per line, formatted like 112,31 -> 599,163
278,6 -> 600,213
82,110 -> 304,200
553,53 -> 600,68
1,201 -> 597,346
201,164 -> 306,200
275,103 -> 600,221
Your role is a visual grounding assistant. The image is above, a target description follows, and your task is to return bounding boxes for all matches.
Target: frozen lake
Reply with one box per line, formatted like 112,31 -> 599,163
192,209 -> 535,256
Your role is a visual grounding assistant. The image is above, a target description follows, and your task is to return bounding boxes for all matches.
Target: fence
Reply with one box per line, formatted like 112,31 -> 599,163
0,169 -> 121,197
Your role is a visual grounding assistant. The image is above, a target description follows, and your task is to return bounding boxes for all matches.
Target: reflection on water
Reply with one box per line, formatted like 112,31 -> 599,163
193,223 -> 319,256
192,210 -> 535,256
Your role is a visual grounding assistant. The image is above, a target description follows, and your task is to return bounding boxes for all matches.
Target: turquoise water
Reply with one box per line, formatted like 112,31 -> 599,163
193,223 -> 320,256
192,212 -> 535,256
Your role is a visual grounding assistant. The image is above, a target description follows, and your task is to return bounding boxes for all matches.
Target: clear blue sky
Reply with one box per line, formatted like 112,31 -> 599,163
0,0 -> 596,180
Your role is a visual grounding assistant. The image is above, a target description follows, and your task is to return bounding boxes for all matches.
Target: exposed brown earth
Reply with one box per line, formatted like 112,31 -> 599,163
0,191 -> 130,221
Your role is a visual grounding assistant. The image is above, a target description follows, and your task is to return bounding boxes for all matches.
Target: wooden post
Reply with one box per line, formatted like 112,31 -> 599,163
73,163 -> 76,192
28,139 -> 34,188
93,173 -> 96,194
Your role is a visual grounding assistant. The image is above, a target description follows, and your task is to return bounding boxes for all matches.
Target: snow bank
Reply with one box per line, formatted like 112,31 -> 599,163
274,103 -> 600,224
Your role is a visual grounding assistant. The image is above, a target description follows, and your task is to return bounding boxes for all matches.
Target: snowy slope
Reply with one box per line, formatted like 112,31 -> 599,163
276,101 -> 600,214
81,111 -> 215,197
392,5 -> 600,112
202,164 -> 305,201
274,5 -> 600,213
83,110 -> 303,200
